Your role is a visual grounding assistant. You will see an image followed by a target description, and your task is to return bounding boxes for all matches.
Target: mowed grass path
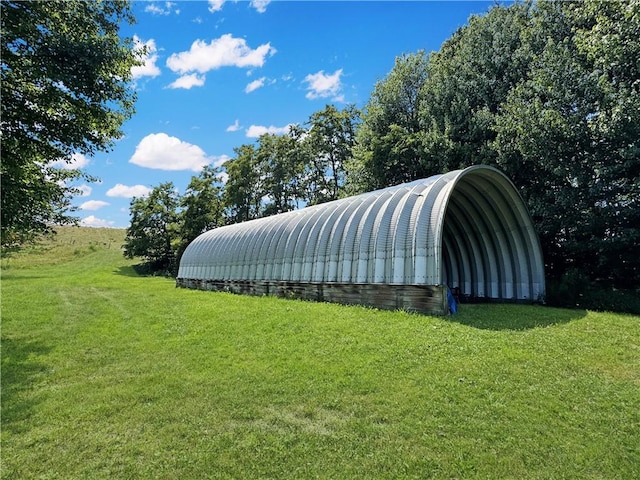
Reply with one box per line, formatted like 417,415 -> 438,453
2,228 -> 639,479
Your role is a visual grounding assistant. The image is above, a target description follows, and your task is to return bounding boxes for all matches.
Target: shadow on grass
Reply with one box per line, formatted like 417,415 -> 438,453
114,265 -> 141,277
114,264 -> 175,278
1,337 -> 52,433
0,274 -> 47,281
449,304 -> 588,331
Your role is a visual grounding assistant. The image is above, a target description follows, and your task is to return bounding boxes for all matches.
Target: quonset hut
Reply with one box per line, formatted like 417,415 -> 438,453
177,165 -> 545,315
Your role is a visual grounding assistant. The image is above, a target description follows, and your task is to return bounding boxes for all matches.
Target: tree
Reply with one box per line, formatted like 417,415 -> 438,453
1,0 -> 139,247
567,0 -> 640,287
223,144 -> 263,223
494,0 -> 640,287
349,52 -> 430,193
304,104 -> 360,203
178,165 -> 225,260
256,131 -> 307,216
124,183 -> 181,273
419,2 -> 533,173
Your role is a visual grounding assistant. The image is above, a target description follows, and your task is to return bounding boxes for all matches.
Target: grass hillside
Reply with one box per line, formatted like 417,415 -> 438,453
2,227 -> 639,479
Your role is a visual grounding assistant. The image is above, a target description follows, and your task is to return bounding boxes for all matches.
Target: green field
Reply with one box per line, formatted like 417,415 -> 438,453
2,227 -> 639,479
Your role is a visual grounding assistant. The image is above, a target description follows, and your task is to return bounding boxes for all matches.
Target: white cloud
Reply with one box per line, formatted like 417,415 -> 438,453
80,200 -> 110,211
129,133 -> 212,171
226,119 -> 242,132
245,77 -> 266,93
145,2 -> 179,16
250,0 -> 271,13
167,1 -> 179,14
131,36 -> 161,80
48,152 -> 90,170
166,34 -> 276,75
304,69 -> 344,100
167,73 -> 206,89
80,215 -> 115,228
145,3 -> 166,15
208,0 -> 225,12
70,153 -> 90,169
77,184 -> 93,197
246,124 -> 292,138
107,184 -> 152,198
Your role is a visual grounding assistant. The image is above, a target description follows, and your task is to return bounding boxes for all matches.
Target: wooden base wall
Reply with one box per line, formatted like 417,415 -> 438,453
176,278 -> 449,316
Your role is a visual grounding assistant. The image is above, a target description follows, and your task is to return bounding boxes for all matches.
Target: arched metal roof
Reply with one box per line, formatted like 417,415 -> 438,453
178,165 -> 545,301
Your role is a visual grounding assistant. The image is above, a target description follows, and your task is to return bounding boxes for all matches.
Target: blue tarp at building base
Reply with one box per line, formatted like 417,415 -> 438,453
447,287 -> 458,314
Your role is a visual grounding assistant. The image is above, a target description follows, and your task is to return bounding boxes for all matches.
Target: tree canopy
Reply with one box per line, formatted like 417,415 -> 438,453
493,0 -> 639,288
123,182 -> 181,273
1,0 -> 139,247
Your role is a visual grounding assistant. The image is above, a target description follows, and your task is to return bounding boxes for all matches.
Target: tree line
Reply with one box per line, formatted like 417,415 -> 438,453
1,0 -> 138,247
3,0 -> 638,310
123,104 -> 361,273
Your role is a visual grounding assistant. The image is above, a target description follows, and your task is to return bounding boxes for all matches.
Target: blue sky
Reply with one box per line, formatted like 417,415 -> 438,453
71,0 -> 496,228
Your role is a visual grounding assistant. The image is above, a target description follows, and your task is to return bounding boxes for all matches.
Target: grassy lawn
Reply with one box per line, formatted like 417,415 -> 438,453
2,227 -> 639,479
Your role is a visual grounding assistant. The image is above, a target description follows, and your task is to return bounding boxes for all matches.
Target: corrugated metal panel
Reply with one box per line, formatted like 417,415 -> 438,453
310,201 -> 343,282
178,165 -> 545,302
